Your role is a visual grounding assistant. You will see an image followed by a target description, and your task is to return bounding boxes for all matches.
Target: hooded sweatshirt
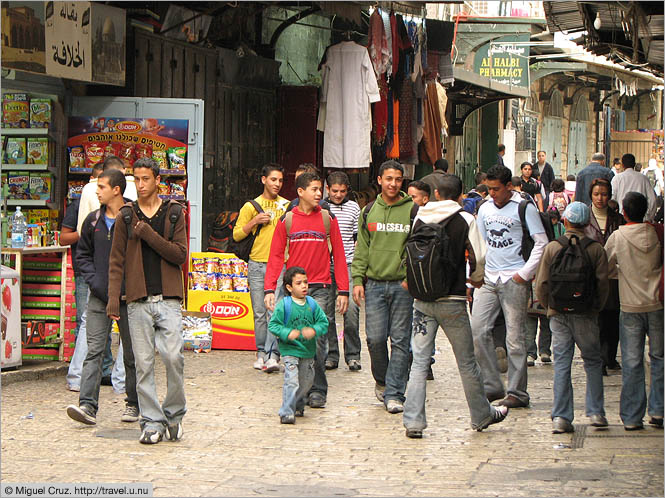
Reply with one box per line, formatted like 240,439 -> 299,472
352,192 -> 415,284
412,200 -> 486,298
605,223 -> 663,313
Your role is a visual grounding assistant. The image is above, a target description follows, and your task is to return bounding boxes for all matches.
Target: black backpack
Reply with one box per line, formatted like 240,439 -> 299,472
120,200 -> 184,241
549,234 -> 596,313
405,214 -> 457,302
226,200 -> 264,262
518,193 -> 555,261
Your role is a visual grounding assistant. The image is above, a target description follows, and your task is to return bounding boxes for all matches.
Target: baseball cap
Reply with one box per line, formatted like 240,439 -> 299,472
562,201 -> 590,225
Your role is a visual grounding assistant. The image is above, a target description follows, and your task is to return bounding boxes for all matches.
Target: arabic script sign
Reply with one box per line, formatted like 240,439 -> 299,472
45,1 -> 92,81
473,34 -> 530,89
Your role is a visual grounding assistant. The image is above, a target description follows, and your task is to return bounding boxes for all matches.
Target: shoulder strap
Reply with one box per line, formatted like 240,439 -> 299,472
518,200 -> 530,237
579,236 -> 596,251
248,199 -> 264,238
410,203 -> 419,229
362,200 -> 375,231
305,295 -> 317,315
119,203 -> 135,239
283,296 -> 293,325
284,211 -> 294,236
321,209 -> 331,236
555,235 -> 569,248
167,201 -> 184,241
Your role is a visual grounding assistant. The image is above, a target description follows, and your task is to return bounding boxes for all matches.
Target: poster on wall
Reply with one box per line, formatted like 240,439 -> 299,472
67,116 -> 190,200
1,2 -> 47,74
474,34 -> 531,89
45,1 -> 92,81
91,3 -> 125,85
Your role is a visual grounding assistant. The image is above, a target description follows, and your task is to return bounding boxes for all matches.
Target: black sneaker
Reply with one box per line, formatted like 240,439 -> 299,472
66,404 -> 96,425
166,422 -> 183,441
405,428 -> 423,438
348,360 -> 361,371
477,406 -> 509,432
649,417 -> 663,428
307,393 -> 326,408
295,409 -> 304,417
139,429 -> 163,444
426,366 -> 434,381
280,415 -> 295,424
325,360 -> 338,370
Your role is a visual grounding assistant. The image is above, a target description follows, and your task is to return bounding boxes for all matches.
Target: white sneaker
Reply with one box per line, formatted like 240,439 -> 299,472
253,357 -> 264,370
263,358 -> 280,373
386,399 -> 404,414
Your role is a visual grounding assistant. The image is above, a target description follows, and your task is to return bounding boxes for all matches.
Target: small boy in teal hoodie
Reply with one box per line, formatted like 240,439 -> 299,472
269,266 -> 328,424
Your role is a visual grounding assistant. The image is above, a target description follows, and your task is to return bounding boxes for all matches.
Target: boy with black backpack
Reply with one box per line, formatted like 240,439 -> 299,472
403,175 -> 508,438
535,202 -> 609,434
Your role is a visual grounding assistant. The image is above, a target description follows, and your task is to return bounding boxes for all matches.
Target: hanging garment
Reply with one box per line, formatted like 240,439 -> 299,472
399,77 -> 415,163
435,81 -> 449,138
367,9 -> 389,75
388,97 -> 400,159
320,41 -> 381,169
372,74 -> 389,145
381,10 -> 393,76
421,81 -> 443,166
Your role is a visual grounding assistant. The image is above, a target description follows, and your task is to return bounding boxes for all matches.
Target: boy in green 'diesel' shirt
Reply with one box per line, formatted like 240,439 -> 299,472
269,267 -> 328,424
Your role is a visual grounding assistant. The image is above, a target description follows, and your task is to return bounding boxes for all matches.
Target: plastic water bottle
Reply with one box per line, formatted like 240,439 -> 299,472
11,206 -> 26,248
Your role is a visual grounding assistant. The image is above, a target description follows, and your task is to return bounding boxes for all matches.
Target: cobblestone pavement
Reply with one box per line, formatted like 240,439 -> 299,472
2,310 -> 663,497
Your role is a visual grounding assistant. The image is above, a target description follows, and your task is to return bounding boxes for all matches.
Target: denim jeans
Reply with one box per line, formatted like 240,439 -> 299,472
524,314 -> 552,358
364,279 -> 414,404
307,286 -> 333,400
127,296 -> 186,433
470,278 -> 530,404
248,260 -> 283,361
327,266 -> 361,364
550,314 -> 605,422
279,356 -> 315,417
66,286 -> 116,389
79,295 -> 137,415
404,300 -> 494,431
74,274 -> 87,337
619,310 -> 664,426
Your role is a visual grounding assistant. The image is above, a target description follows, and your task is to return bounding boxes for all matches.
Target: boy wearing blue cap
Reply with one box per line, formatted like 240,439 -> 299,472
535,202 -> 610,434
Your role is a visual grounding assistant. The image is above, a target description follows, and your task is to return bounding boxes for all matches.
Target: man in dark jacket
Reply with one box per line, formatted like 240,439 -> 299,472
534,151 -> 555,201
420,158 -> 449,196
403,174 -> 508,438
575,153 -> 613,205
66,169 -> 138,427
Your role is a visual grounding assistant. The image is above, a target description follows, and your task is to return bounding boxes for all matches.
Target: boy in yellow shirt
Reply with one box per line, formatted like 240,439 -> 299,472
233,164 -> 289,372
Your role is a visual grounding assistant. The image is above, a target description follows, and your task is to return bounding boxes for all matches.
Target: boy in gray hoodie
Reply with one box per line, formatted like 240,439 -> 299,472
605,192 -> 664,430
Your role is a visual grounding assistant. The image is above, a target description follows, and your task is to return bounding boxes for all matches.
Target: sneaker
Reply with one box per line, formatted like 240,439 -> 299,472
386,399 -> 404,414
348,359 -> 362,371
497,394 -> 528,408
253,356 -> 264,370
552,417 -> 574,434
139,429 -> 163,444
405,428 -> 423,438
648,416 -> 663,428
476,405 -> 509,432
540,353 -> 552,364
263,358 -> 280,373
166,422 -> 183,441
374,383 -> 386,402
66,404 -> 96,425
280,415 -> 295,424
325,360 -> 338,370
426,366 -> 434,381
527,355 -> 536,367
121,404 -> 139,423
495,347 -> 508,373
307,393 -> 326,408
589,414 -> 608,427
624,423 -> 644,431
67,384 -> 80,392
295,408 -> 304,417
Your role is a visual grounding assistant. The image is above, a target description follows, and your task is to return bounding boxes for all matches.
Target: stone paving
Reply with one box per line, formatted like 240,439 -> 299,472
1,310 -> 663,497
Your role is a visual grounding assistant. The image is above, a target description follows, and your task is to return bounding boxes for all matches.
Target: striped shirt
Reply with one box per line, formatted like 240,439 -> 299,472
327,199 -> 360,264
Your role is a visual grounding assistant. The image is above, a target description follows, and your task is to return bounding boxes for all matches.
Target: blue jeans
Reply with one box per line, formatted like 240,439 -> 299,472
66,285 -> 117,389
404,300 -> 494,431
364,279 -> 414,404
550,314 -> 605,422
127,296 -> 186,433
79,295 -> 137,414
619,310 -> 664,426
248,260 -> 283,361
307,286 -> 333,400
327,266 -> 361,364
74,274 -> 87,337
470,278 -> 530,404
524,314 -> 552,358
279,356 -> 315,417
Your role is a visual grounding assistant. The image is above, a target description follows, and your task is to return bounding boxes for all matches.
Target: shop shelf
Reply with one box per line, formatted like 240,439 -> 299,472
2,163 -> 51,171
1,128 -> 55,139
159,169 -> 187,176
6,199 -> 58,209
159,194 -> 186,200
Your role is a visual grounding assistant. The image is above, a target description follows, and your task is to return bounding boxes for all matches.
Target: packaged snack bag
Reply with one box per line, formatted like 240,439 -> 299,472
191,258 -> 206,272
158,182 -> 170,196
67,181 -> 86,199
117,143 -> 135,169
84,142 -> 106,169
219,275 -> 234,291
8,172 -> 30,199
135,143 -> 152,160
2,93 -> 29,128
29,173 -> 51,200
167,146 -> 187,170
205,257 -> 219,273
27,138 -> 48,164
29,98 -> 51,128
68,146 -> 85,170
233,275 -> 249,292
190,272 -> 208,290
6,137 -> 26,164
153,149 -> 167,169
104,142 -> 121,158
170,181 -> 185,198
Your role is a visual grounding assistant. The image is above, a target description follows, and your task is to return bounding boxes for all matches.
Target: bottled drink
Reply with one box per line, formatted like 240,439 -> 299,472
11,206 -> 26,248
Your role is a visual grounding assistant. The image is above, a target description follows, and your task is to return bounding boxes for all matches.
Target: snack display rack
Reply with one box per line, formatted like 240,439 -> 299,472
186,252 -> 256,350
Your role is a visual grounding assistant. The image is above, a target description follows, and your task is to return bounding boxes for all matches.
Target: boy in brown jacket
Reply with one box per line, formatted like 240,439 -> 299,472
535,202 -> 609,434
107,157 -> 188,445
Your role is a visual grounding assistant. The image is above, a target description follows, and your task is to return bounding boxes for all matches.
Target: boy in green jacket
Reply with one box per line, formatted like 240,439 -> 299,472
351,160 -> 417,414
269,267 -> 329,424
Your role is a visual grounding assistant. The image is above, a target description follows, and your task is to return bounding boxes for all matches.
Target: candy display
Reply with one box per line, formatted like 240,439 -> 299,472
188,256 -> 249,292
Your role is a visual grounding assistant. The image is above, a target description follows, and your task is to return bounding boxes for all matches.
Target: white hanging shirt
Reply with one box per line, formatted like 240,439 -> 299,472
320,42 -> 381,169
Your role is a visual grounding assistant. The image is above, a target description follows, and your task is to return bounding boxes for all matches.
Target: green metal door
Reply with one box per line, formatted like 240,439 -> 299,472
456,109 -> 479,191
